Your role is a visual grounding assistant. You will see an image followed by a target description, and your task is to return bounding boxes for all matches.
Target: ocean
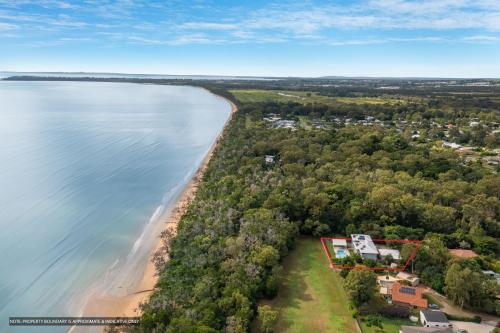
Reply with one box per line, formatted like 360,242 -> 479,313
0,81 -> 231,332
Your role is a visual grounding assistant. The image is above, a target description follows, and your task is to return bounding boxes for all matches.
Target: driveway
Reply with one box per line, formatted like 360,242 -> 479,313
424,287 -> 499,327
451,321 -> 496,333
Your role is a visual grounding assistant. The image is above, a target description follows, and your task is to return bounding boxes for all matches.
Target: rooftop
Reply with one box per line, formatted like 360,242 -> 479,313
391,282 -> 427,308
449,249 -> 478,258
420,310 -> 449,324
377,274 -> 400,284
332,239 -> 347,247
378,248 -> 401,260
351,234 -> 379,255
396,272 -> 419,282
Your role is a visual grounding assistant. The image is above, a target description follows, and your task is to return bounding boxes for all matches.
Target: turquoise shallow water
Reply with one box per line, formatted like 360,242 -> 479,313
0,81 -> 231,332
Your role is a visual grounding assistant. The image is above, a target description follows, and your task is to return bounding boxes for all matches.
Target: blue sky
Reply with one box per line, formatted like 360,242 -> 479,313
0,0 -> 499,77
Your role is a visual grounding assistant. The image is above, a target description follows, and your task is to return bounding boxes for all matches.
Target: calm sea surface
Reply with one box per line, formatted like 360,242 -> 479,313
0,81 -> 231,332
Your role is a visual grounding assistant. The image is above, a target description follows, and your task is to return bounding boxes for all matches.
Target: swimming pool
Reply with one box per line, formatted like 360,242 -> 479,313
335,248 -> 348,258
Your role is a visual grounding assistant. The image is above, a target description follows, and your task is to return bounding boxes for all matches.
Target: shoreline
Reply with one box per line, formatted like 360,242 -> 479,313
80,95 -> 237,321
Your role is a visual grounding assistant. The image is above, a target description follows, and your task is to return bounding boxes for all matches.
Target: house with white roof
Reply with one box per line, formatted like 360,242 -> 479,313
378,248 -> 401,260
265,155 -> 275,164
351,234 -> 378,260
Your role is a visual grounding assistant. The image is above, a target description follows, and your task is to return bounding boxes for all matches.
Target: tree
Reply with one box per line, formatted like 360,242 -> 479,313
444,262 -> 500,314
344,270 -> 377,306
257,305 -> 278,333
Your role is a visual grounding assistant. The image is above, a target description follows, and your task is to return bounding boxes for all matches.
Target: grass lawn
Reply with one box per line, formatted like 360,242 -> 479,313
230,89 -> 409,106
359,317 -> 418,333
257,237 -> 359,333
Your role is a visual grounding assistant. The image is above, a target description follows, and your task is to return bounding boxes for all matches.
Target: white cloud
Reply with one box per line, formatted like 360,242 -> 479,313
0,22 -> 17,30
180,22 -> 238,30
463,35 -> 500,42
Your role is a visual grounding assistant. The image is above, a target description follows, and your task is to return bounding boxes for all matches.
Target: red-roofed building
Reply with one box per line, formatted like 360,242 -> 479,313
390,282 -> 428,309
449,249 -> 478,258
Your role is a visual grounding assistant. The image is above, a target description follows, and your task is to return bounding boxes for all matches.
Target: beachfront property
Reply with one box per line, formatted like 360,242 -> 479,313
331,239 -> 349,258
351,234 -> 379,260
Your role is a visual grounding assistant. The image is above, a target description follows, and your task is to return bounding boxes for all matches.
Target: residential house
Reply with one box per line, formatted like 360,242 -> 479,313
390,282 -> 428,309
351,234 -> 378,260
377,274 -> 400,300
482,270 -> 500,283
420,310 -> 451,329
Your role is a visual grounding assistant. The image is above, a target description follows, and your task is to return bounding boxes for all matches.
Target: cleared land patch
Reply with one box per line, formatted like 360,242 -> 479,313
230,89 -> 409,105
257,238 -> 359,333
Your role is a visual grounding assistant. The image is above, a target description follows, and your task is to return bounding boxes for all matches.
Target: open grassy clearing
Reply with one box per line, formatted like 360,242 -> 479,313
256,237 -> 359,333
230,89 -> 410,106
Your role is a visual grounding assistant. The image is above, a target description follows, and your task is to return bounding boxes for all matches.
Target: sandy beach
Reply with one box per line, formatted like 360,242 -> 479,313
80,96 -> 237,321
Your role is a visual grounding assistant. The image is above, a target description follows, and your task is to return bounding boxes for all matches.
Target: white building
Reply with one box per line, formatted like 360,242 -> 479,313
442,141 -> 461,149
420,310 -> 451,329
265,155 -> 275,164
351,234 -> 378,260
332,239 -> 349,258
332,239 -> 347,248
378,248 -> 401,260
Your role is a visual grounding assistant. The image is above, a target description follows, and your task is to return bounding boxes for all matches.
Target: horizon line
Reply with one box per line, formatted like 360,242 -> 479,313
1,70 -> 500,80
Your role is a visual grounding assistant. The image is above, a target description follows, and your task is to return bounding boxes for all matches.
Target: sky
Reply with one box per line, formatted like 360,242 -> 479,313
0,0 -> 500,78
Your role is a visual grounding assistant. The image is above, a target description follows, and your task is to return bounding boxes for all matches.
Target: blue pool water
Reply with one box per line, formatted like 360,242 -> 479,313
336,249 -> 347,258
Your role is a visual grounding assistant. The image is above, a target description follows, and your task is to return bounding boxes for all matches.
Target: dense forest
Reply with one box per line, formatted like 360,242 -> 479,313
131,82 -> 499,332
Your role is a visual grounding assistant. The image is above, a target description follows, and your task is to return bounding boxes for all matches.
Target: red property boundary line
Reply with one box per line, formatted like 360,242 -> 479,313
320,237 -> 422,271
